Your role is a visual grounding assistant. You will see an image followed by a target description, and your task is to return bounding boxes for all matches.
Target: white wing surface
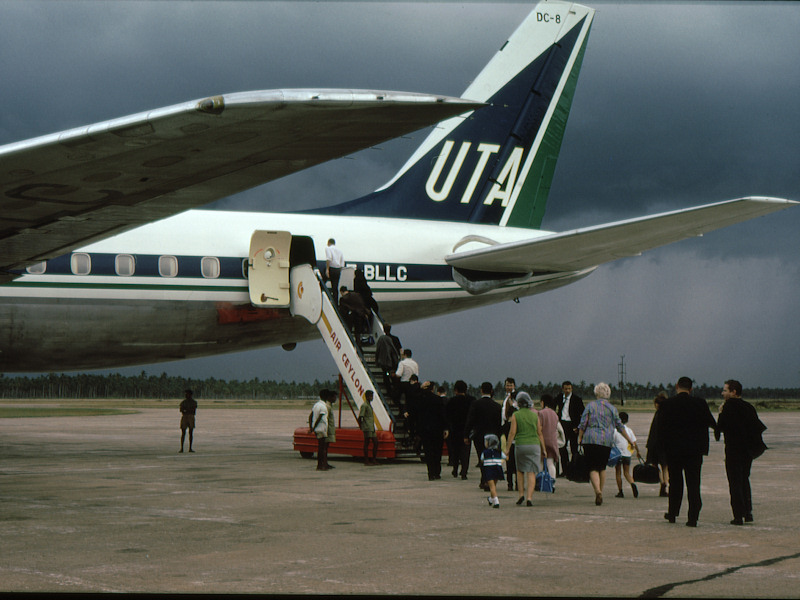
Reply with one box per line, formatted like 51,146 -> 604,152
0,90 -> 480,277
446,197 -> 798,274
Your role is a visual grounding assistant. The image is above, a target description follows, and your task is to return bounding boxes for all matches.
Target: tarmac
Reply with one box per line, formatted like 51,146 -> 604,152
1,406 -> 799,597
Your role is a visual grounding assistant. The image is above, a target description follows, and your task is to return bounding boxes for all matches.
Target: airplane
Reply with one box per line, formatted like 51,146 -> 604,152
0,0 -> 796,376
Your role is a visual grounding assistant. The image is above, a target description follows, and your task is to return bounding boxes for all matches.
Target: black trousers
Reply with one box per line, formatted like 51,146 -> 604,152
328,267 -> 341,302
506,443 -> 517,489
725,447 -> 754,519
449,436 -> 471,477
421,433 -> 443,478
559,420 -> 578,473
667,453 -> 703,522
316,437 -> 328,469
472,437 -> 487,485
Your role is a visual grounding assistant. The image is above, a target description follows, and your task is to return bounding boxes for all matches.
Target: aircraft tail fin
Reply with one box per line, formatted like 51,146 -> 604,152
316,1 -> 594,229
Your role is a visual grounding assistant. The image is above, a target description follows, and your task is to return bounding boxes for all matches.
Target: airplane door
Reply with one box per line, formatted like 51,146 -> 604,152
248,230 -> 292,307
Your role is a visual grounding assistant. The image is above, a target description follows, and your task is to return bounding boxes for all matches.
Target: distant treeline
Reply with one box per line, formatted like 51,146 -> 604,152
1,372 -> 798,402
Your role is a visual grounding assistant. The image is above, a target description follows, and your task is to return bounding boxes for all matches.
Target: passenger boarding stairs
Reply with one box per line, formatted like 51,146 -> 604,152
289,265 -> 413,449
246,230 -> 411,453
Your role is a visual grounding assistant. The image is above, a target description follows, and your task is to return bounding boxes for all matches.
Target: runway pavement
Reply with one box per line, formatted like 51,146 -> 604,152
1,406 -> 798,596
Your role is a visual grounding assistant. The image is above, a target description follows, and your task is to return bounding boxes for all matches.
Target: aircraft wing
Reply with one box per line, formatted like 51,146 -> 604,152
0,89 -> 481,278
446,197 -> 798,275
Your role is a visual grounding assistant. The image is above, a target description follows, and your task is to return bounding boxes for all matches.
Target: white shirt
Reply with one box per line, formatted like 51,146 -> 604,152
395,357 -> 419,382
310,399 -> 329,436
614,425 -> 636,457
325,244 -> 344,268
560,394 -> 572,421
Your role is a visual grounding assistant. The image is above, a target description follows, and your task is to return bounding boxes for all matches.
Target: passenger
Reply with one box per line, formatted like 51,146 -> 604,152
504,391 -> 545,506
339,286 -> 371,335
358,390 -> 379,466
482,434 -> 506,508
325,238 -> 344,302
657,376 -> 716,527
324,389 -> 339,470
445,380 -> 475,480
464,381 -> 502,491
403,374 -> 423,457
383,323 -> 402,354
715,379 -> 767,526
556,380 -> 584,478
613,412 -> 643,498
375,330 -> 400,392
309,390 -> 330,471
353,268 -> 379,314
538,394 -> 560,483
577,382 -> 635,506
415,381 -> 448,481
646,392 -> 670,497
500,377 -> 518,492
179,389 -> 198,453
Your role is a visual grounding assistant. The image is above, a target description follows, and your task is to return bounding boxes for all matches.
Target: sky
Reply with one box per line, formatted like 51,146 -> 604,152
1,1 -> 799,389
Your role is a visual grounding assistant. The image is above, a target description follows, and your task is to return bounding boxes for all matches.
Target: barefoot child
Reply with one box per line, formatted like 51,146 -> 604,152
482,434 -> 506,508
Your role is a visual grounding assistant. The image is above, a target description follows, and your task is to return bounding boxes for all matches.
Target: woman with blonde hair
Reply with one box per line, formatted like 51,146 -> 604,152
577,382 -> 635,505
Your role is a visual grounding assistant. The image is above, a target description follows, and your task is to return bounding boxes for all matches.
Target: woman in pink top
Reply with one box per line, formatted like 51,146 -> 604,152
538,394 -> 560,481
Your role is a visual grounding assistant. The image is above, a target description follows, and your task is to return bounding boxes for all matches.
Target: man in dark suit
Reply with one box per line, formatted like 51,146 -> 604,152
555,381 -> 584,477
445,380 -> 475,480
658,376 -> 717,527
715,379 -> 767,525
464,381 -> 502,490
414,381 -> 449,480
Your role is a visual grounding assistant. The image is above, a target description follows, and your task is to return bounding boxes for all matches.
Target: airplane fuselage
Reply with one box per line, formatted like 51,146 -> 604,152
0,209 -> 592,372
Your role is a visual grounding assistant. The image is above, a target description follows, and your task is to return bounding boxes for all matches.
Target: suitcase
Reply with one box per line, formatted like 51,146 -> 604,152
567,452 -> 589,483
633,459 -> 660,484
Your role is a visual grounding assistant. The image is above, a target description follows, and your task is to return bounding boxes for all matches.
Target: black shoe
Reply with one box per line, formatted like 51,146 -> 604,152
632,484 -> 639,498
664,513 -> 676,523
516,497 -> 525,505
745,514 -> 754,523
461,474 -> 468,480
452,469 -> 458,478
615,491 -> 624,498
730,518 -> 744,526
526,500 -> 533,507
686,520 -> 697,528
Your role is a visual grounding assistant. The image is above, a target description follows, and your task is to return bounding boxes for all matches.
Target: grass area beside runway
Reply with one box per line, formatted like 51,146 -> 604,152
1,396 -> 798,417
0,398 -> 315,416
0,406 -> 139,418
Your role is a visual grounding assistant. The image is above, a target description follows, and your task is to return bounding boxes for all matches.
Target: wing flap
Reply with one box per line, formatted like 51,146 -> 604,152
445,197 -> 798,273
1,90 -> 481,276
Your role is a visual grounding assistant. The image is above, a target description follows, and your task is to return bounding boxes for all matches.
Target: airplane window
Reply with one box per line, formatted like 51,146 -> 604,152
115,254 -> 135,277
26,261 -> 46,275
159,255 -> 178,278
71,253 -> 91,275
201,257 -> 220,279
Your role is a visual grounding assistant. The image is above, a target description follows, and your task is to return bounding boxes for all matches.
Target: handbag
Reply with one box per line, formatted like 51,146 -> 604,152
607,445 -> 622,467
632,458 -> 660,484
535,465 -> 555,493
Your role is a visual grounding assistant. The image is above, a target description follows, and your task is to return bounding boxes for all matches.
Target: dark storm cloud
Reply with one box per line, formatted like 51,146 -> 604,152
2,2 -> 798,387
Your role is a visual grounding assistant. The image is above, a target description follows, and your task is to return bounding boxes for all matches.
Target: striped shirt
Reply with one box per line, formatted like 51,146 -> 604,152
578,399 -> 626,447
